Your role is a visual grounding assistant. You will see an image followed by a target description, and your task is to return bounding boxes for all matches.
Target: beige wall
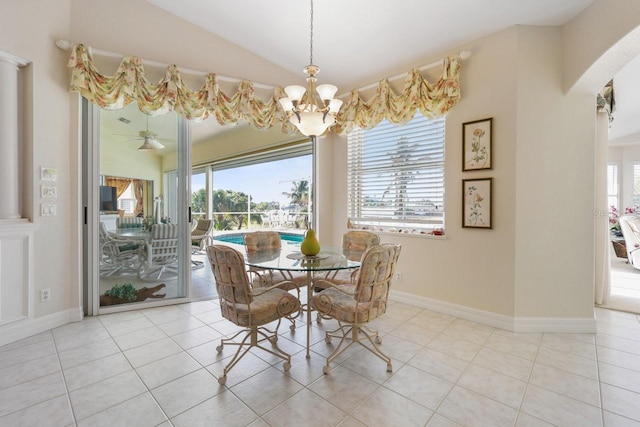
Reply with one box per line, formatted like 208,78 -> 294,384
100,141 -> 163,186
331,28 -> 520,316
0,0 -> 74,317
331,25 -> 598,320
513,27 -> 595,318
563,0 -> 640,94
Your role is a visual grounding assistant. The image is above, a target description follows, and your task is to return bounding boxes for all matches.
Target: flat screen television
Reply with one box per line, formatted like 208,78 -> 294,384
99,185 -> 118,212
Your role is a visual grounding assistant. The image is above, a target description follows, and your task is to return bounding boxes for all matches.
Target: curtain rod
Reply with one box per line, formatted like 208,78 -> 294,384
55,39 -> 277,91
337,49 -> 471,98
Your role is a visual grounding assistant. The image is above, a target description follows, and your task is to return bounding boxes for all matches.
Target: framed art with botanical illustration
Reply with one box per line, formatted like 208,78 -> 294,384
462,117 -> 492,171
462,178 -> 492,229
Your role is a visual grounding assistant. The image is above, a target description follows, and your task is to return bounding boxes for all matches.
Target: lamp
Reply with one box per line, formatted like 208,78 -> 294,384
279,0 -> 342,137
137,136 -> 164,151
137,115 -> 165,151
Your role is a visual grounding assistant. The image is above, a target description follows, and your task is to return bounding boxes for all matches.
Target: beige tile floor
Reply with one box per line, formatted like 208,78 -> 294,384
1,298 -> 640,426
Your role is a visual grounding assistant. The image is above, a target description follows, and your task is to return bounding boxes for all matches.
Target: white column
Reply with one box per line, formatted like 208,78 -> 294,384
0,54 -> 26,220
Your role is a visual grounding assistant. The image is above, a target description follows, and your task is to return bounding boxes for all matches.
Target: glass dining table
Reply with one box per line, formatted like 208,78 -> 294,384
245,245 -> 361,358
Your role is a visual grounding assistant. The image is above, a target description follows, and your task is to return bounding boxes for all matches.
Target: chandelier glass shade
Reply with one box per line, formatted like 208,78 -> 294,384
278,1 -> 342,137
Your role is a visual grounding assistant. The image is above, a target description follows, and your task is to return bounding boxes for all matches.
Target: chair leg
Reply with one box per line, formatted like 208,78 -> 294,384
322,323 -> 392,375
216,321 -> 292,385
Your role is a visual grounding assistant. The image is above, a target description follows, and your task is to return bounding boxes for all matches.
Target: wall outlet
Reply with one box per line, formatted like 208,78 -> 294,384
395,272 -> 403,282
40,288 -> 51,302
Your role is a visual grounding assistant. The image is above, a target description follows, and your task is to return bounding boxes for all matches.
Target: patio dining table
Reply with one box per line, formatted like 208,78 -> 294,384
245,245 -> 361,358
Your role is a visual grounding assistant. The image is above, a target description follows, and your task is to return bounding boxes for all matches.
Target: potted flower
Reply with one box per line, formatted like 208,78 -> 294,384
609,205 -> 640,237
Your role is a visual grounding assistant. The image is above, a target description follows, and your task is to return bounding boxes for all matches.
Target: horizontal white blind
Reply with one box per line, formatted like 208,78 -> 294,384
347,112 -> 445,231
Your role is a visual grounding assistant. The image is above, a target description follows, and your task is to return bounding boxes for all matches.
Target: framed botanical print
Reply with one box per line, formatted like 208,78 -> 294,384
462,178 -> 492,229
462,118 -> 493,171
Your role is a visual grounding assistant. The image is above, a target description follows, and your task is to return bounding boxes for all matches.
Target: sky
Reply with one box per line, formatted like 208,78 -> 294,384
191,155 -> 311,207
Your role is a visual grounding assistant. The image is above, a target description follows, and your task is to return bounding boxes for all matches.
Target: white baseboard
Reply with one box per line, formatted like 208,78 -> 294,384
390,291 -> 596,333
0,307 -> 83,347
512,316 -> 596,333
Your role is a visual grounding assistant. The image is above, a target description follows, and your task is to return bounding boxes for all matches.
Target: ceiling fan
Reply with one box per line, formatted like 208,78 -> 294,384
116,115 -> 168,151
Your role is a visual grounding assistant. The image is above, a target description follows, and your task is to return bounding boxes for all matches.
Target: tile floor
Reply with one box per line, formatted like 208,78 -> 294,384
1,299 -> 640,426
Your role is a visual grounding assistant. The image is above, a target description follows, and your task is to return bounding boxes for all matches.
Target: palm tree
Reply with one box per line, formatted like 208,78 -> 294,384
382,137 -> 419,218
282,180 -> 309,209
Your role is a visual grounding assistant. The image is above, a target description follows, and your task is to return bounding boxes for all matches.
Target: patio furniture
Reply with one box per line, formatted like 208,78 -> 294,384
206,244 -> 301,385
311,244 -> 401,374
191,218 -> 213,267
116,216 -> 143,228
138,223 -> 179,279
98,222 -> 144,276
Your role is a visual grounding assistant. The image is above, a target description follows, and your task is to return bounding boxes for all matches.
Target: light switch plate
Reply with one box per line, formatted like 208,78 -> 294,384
41,204 -> 57,216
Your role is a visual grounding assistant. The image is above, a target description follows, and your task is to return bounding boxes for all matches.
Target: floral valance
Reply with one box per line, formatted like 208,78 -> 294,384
68,44 -> 296,133
334,57 -> 461,134
67,43 -> 461,135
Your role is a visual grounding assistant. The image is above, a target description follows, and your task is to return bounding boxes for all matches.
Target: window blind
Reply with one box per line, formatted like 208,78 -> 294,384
347,112 -> 445,231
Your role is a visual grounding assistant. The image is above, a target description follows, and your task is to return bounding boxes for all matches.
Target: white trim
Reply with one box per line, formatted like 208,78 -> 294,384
0,51 -> 30,67
0,307 -> 83,347
390,290 -> 596,333
513,316 -> 596,334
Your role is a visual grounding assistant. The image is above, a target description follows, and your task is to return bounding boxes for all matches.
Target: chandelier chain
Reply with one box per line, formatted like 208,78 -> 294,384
309,0 -> 314,65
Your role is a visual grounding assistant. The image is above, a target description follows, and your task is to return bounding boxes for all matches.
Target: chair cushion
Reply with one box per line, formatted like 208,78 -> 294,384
118,243 -> 139,252
220,289 -> 300,327
311,285 -> 385,324
244,232 -> 282,252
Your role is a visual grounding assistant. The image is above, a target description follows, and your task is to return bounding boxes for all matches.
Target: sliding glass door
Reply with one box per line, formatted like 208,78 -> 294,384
84,101 -> 192,314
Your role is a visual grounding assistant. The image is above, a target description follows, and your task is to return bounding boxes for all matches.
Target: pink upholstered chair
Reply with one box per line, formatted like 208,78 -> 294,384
207,244 -> 301,385
325,230 -> 380,285
312,244 -> 401,374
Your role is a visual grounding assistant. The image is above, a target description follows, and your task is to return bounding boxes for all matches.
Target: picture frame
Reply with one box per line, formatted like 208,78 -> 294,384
462,118 -> 493,171
462,178 -> 492,229
40,167 -> 58,182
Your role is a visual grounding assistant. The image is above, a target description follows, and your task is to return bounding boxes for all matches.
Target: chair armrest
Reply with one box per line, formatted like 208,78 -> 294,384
312,279 -> 357,297
250,280 -> 301,297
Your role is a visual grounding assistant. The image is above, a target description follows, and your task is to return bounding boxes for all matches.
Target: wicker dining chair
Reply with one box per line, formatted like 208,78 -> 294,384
207,244 -> 301,385
243,231 -> 307,332
322,230 -> 380,286
243,231 -> 307,287
311,243 -> 401,374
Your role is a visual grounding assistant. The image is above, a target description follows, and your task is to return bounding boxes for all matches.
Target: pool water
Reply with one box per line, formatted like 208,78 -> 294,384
214,232 -> 304,245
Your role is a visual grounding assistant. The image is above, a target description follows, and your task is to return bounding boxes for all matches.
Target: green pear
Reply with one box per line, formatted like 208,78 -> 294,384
301,229 -> 321,256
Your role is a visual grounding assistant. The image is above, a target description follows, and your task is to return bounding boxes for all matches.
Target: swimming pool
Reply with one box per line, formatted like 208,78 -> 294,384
214,232 -> 304,245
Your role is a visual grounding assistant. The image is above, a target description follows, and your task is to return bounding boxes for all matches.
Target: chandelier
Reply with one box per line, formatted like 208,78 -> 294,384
279,0 -> 342,137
